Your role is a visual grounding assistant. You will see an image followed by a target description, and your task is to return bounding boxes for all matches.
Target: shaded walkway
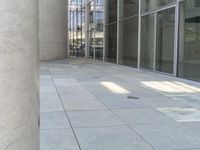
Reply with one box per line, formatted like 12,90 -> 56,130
40,58 -> 200,150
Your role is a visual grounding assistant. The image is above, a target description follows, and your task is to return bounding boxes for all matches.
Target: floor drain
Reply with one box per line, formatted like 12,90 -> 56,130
92,76 -> 100,79
127,96 -> 139,99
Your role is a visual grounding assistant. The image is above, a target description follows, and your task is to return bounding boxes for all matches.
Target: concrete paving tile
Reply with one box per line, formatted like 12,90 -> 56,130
68,110 -> 124,128
99,96 -> 185,109
40,79 -> 54,87
140,96 -> 186,108
113,108 -> 174,124
40,111 -> 71,129
52,75 -> 73,79
131,123 -> 200,150
74,125 -> 154,150
40,129 -> 79,150
58,87 -> 92,97
40,86 -> 57,93
40,92 -> 60,101
57,86 -> 88,94
60,94 -> 96,101
62,98 -> 106,111
157,107 -> 200,122
172,96 -> 200,109
40,93 -> 63,112
99,97 -> 149,109
53,79 -> 81,87
181,122 -> 200,137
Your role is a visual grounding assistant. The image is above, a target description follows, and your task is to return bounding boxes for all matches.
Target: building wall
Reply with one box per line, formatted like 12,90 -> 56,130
39,0 -> 68,60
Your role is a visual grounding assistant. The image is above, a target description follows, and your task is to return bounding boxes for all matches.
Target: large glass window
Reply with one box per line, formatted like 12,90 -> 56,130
156,8 -> 175,74
122,0 -> 139,18
108,0 -> 117,23
105,0 -> 117,63
118,0 -> 139,67
87,0 -> 104,60
178,0 -> 200,81
141,0 -> 176,13
140,14 -> 155,70
68,1 -> 85,57
95,0 -> 104,60
105,23 -> 117,63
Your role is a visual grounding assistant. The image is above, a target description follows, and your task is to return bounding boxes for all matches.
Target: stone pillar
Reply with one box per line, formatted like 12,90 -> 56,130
39,0 -> 68,60
0,0 -> 39,150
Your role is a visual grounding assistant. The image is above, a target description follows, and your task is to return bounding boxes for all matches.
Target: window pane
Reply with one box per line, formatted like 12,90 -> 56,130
178,0 -> 200,81
105,23 -> 117,63
118,17 -> 138,67
119,0 -> 139,19
156,8 -> 175,74
141,0 -> 176,13
107,0 -> 117,23
140,14 -> 155,70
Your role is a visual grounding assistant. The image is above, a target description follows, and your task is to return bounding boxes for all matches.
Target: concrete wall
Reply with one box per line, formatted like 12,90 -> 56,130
0,0 -> 39,149
39,0 -> 68,60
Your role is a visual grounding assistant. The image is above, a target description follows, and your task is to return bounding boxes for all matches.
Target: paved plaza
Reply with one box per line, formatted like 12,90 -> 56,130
40,58 -> 200,150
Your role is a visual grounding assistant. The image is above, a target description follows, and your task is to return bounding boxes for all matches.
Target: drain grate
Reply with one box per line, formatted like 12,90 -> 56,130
127,96 -> 139,99
92,76 -> 100,79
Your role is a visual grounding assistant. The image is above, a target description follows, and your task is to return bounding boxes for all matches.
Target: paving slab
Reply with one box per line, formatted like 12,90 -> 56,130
40,129 -> 79,150
74,125 -> 154,150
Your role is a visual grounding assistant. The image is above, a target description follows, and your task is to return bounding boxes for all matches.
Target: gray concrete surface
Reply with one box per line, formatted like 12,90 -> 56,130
0,0 -> 39,149
39,0 -> 68,60
40,58 -> 200,150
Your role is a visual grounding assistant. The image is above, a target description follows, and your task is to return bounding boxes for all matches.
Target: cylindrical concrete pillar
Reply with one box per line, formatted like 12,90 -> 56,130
39,0 -> 68,60
0,0 -> 39,150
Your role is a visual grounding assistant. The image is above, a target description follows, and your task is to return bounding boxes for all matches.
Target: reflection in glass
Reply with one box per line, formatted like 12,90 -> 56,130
88,0 -> 104,60
119,17 -> 138,67
68,1 -> 85,57
105,23 -> 117,63
178,0 -> 200,81
108,0 -> 117,23
140,14 -> 155,70
121,0 -> 139,19
95,0 -> 104,60
156,8 -> 175,74
141,0 -> 176,13
105,0 -> 117,63
118,0 -> 139,67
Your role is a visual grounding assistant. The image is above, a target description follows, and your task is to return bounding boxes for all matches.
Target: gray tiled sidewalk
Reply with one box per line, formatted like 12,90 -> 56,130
40,58 -> 200,150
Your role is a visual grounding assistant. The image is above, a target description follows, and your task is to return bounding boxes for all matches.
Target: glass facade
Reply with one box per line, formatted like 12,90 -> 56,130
178,0 -> 200,81
67,0 -> 200,82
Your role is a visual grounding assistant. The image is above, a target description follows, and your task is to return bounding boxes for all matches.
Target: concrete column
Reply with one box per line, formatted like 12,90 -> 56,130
0,0 -> 39,150
39,0 -> 68,60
